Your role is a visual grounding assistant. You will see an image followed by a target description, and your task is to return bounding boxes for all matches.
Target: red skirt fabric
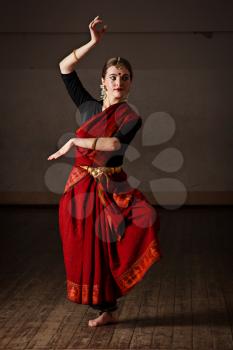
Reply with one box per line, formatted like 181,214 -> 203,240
59,167 -> 162,306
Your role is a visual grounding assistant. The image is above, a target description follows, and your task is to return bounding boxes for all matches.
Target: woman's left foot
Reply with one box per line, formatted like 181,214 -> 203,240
88,311 -> 118,327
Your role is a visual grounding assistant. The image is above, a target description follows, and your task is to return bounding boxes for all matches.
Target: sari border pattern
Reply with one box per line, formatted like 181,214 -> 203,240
64,166 -> 88,194
66,280 -> 101,304
66,239 -> 161,304
115,239 -> 161,294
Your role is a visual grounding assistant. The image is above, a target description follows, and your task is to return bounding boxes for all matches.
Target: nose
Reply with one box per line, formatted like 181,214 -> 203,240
115,76 -> 123,87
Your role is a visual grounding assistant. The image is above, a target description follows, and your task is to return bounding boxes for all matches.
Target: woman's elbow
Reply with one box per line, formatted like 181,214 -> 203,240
59,61 -> 66,73
112,137 -> 121,151
59,61 -> 64,70
59,61 -> 73,74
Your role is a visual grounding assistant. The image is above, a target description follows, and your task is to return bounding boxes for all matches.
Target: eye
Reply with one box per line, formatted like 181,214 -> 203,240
109,75 -> 129,81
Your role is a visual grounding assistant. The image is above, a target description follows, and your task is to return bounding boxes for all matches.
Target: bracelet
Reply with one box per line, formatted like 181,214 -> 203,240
92,137 -> 98,150
73,49 -> 79,62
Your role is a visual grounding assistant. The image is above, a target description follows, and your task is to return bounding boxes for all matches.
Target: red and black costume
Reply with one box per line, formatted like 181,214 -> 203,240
59,71 -> 162,314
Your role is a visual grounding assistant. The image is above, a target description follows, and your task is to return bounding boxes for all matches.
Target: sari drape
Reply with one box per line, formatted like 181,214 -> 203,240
59,101 -> 162,305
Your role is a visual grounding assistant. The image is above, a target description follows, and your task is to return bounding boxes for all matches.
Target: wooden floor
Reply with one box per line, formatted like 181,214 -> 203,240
0,205 -> 232,350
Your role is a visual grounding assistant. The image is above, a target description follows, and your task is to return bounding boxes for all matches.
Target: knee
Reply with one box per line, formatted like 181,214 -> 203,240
132,201 -> 159,228
143,203 -> 157,226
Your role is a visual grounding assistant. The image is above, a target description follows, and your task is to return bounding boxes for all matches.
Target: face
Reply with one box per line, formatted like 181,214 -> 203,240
101,65 -> 132,102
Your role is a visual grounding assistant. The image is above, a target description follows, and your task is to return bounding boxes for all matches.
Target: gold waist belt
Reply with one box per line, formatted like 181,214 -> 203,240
79,165 -> 122,178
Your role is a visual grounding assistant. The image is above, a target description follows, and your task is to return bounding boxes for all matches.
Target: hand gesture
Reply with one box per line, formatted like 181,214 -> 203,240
47,138 -> 74,160
89,15 -> 107,45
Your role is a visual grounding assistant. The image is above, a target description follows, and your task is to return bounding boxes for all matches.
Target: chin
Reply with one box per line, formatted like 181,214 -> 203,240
113,92 -> 124,99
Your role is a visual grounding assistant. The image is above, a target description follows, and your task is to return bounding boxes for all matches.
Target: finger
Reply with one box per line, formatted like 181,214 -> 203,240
91,19 -> 103,28
89,19 -> 95,27
48,152 -> 58,160
90,16 -> 100,24
89,16 -> 99,25
100,25 -> 107,34
92,18 -> 103,25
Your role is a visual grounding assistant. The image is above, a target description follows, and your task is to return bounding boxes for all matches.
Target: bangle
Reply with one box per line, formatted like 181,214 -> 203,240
92,137 -> 98,150
73,49 -> 79,62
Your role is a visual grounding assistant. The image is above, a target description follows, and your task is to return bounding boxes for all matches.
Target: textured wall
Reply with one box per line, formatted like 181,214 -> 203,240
0,1 -> 233,205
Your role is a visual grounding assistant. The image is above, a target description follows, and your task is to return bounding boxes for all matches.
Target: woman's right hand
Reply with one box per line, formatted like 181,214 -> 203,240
47,138 -> 74,160
89,16 -> 107,45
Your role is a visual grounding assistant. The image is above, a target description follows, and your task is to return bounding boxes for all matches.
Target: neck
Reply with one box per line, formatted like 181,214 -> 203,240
102,96 -> 127,110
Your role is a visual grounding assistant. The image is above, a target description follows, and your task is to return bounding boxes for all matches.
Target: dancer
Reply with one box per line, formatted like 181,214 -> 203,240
48,16 -> 162,327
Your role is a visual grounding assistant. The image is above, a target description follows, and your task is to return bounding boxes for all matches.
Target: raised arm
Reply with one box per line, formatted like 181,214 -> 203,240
47,16 -> 120,160
59,16 -> 107,74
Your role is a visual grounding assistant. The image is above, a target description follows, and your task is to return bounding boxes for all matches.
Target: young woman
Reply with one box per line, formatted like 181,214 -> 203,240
48,16 -> 162,327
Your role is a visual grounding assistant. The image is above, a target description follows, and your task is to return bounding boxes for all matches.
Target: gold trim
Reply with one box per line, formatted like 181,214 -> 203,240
79,165 -> 122,178
66,239 -> 161,302
115,239 -> 161,293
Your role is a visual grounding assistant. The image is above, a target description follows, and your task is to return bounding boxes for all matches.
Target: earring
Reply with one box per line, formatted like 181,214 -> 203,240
100,84 -> 129,102
121,93 -> 129,102
121,92 -> 129,102
100,84 -> 107,100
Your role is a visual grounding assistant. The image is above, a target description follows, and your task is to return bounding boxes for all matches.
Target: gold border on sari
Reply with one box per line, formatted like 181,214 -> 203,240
66,240 -> 161,303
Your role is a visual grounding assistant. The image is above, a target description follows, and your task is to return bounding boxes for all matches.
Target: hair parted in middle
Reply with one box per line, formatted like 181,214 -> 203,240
101,57 -> 133,80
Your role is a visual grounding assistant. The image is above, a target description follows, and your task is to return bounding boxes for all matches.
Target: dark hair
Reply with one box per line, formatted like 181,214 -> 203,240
101,57 -> 133,81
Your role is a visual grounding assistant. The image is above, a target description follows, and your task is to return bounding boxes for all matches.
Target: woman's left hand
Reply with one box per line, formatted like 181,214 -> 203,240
47,138 -> 74,160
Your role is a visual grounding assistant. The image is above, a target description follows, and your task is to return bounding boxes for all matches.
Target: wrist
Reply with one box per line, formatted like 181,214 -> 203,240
89,39 -> 98,47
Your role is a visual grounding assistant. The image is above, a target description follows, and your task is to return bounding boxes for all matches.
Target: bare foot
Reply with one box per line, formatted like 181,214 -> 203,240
88,311 -> 118,327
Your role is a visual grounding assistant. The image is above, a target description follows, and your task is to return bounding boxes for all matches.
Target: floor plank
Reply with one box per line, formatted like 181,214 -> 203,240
0,205 -> 232,349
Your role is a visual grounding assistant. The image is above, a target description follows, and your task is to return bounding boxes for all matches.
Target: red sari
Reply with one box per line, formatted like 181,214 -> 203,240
59,101 -> 162,306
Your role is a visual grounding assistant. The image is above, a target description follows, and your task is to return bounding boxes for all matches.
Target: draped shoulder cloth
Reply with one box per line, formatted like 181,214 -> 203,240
63,101 -> 143,241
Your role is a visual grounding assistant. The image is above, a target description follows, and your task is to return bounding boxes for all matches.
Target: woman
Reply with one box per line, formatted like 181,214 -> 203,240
48,16 -> 162,327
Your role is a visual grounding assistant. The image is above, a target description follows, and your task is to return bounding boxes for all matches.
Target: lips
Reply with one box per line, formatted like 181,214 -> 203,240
114,88 -> 123,91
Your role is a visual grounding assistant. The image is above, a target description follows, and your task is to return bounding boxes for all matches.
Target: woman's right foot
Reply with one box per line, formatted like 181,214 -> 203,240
88,311 -> 118,327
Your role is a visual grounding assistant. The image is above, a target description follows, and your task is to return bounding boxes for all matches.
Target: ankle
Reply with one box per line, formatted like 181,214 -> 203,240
98,310 -> 112,316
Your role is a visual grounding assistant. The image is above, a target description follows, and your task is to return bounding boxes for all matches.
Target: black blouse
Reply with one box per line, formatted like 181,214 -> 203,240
61,70 -> 142,166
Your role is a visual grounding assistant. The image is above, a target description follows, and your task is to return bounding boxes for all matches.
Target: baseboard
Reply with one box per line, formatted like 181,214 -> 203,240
0,191 -> 232,205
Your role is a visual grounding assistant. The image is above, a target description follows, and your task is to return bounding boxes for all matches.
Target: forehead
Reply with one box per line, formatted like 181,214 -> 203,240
106,65 -> 130,76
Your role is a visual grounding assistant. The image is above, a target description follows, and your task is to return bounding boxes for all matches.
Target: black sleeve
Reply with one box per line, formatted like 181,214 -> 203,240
60,70 -> 96,108
114,117 -> 142,146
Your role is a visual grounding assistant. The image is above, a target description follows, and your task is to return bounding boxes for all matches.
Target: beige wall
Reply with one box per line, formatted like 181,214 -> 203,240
0,1 -> 233,206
